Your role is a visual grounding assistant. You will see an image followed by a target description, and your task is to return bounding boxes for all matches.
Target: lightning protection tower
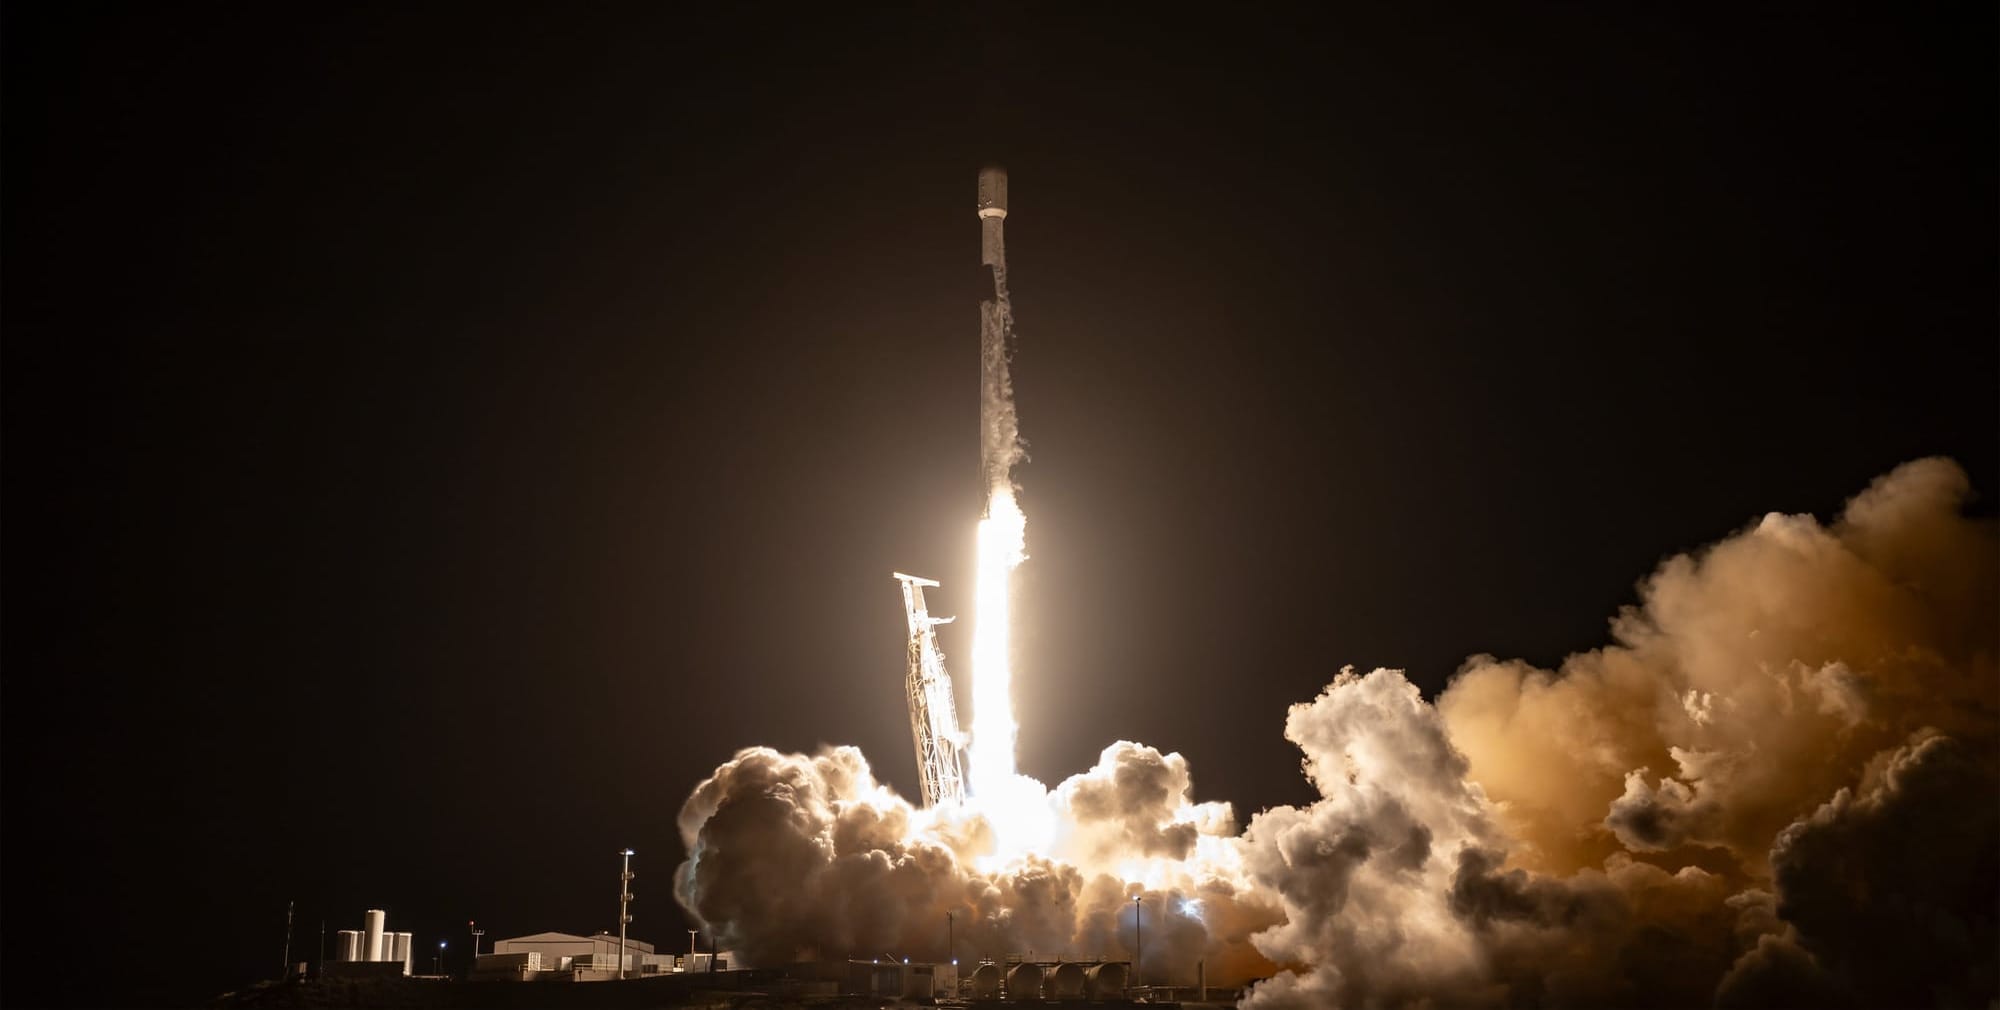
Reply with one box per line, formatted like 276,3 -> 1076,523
894,572 -> 967,807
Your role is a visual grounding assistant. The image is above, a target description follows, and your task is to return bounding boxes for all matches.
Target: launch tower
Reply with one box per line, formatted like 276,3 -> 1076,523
894,572 -> 967,807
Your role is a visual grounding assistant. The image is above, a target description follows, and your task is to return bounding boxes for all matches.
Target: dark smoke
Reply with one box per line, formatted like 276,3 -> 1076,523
1718,731 -> 1999,1008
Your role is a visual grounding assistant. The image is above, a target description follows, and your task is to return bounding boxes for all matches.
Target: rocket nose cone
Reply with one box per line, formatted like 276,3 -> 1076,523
977,166 -> 1008,212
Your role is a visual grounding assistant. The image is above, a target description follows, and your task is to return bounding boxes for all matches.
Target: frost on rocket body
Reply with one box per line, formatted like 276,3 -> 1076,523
675,459 -> 1995,1008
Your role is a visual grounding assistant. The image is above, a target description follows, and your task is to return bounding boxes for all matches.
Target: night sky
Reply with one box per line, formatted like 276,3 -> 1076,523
4,6 -> 1993,1008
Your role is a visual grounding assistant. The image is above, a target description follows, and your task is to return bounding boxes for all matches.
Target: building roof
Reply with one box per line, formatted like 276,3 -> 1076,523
496,931 -> 593,944
495,931 -> 657,954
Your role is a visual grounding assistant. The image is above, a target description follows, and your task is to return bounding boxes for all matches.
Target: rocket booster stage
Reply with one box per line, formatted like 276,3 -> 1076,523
969,166 -> 1028,802
977,167 -> 1021,495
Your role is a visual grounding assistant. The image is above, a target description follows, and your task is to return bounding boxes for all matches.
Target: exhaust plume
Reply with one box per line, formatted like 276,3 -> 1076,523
675,458 -> 1995,1007
674,740 -> 1281,980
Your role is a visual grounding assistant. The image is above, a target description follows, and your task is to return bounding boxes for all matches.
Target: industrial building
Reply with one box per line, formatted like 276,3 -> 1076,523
472,931 -> 722,981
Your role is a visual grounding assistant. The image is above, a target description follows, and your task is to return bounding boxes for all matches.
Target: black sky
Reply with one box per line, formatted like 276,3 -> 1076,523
3,6 -> 1994,1007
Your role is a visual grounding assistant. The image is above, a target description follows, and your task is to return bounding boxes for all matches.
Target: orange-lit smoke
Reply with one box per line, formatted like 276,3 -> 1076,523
675,459 -> 1996,1007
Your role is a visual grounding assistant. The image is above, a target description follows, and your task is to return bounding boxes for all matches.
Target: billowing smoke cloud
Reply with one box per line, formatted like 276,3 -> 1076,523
676,459 -> 1996,1007
674,740 -> 1282,981
1236,669 -> 1504,1006
1717,730 -> 1998,1008
1441,457 -> 1996,877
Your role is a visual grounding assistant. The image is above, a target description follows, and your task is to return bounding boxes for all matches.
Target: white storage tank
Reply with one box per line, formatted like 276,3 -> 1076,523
392,932 -> 412,974
970,962 -> 1002,999
1005,962 -> 1043,1001
1048,962 -> 1086,998
363,909 -> 387,961
337,930 -> 360,962
1084,961 -> 1129,1000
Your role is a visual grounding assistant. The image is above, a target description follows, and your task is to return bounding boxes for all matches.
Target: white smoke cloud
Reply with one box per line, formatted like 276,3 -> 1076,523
674,740 -> 1280,982
1236,669 -> 1502,1007
675,458 -> 1996,1007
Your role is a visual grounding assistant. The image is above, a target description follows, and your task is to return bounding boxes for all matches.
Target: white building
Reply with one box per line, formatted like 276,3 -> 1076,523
488,931 -> 678,978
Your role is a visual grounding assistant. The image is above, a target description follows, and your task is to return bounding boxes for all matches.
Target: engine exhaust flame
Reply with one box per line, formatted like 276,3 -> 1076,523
970,485 -> 1041,856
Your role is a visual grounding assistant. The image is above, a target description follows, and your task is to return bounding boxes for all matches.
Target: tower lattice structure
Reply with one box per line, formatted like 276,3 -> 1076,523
894,572 -> 967,807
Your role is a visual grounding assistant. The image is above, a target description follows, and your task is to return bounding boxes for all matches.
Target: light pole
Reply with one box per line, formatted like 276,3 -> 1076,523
469,921 -> 484,959
618,848 -> 636,980
280,900 -> 294,980
687,929 -> 698,970
946,910 -> 954,966
1132,895 -> 1142,992
435,939 -> 447,977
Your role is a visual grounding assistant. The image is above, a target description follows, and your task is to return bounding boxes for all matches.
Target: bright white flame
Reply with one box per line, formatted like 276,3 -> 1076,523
970,486 -> 1046,859
970,486 -> 1026,792
971,772 -> 1056,871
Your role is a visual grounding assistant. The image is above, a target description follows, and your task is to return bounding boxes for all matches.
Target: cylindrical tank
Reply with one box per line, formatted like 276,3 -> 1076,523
1084,961 -> 1129,1000
336,930 -> 360,962
363,909 -> 386,961
1005,962 -> 1043,1001
1048,962 -> 1086,999
970,962 -> 1002,1000
392,933 -> 412,974
977,166 -> 1008,217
